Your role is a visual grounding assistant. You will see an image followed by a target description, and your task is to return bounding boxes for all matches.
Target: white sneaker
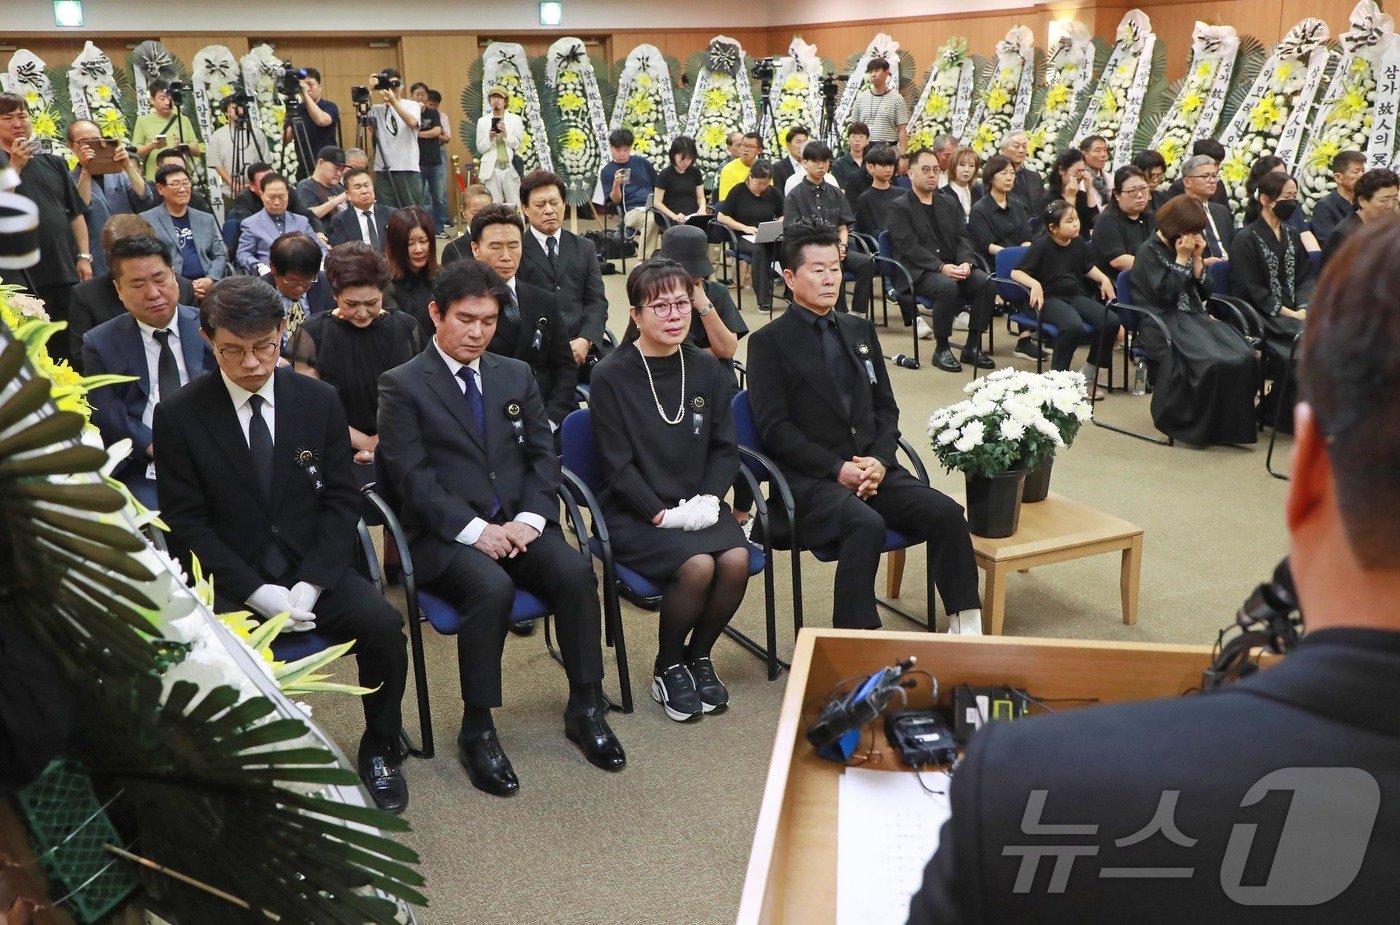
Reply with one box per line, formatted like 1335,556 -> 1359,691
948,609 -> 984,635
915,317 -> 935,340
952,311 -> 970,331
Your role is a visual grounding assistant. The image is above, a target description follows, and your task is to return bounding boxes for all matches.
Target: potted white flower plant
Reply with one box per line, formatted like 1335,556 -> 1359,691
965,368 -> 1094,502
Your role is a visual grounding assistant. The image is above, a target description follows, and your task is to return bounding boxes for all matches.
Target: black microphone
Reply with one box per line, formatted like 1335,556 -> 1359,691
1236,557 -> 1298,635
887,353 -> 920,370
1203,557 -> 1302,689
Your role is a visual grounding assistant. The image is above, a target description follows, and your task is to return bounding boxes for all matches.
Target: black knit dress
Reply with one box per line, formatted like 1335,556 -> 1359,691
587,342 -> 745,579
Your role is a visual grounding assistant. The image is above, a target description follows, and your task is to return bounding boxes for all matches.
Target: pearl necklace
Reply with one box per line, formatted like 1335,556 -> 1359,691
638,344 -> 686,425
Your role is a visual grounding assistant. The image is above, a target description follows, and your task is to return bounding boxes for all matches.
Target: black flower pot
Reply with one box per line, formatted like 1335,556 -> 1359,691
1022,457 -> 1054,503
965,469 -> 1029,538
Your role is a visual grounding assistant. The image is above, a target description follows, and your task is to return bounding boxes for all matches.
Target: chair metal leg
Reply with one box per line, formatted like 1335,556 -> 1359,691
600,558 -> 634,713
400,568 -> 434,760
1265,338 -> 1299,481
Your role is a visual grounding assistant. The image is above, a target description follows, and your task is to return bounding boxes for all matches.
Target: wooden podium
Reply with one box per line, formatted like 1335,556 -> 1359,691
736,629 -> 1219,924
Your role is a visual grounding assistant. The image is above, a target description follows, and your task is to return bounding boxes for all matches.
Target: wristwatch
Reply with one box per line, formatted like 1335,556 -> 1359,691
695,302 -> 713,317
76,252 -> 92,262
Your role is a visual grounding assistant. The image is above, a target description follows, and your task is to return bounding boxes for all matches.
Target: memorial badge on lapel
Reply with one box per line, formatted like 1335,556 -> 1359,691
856,342 -> 877,384
503,399 -> 526,444
691,394 -> 707,437
295,447 -> 324,492
532,316 -> 549,353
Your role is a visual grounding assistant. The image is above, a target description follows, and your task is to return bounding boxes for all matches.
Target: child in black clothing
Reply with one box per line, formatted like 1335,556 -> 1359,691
1009,199 -> 1119,396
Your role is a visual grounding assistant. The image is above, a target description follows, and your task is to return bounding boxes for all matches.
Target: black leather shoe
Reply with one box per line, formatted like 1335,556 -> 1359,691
508,620 -> 536,637
358,748 -> 409,814
457,729 -> 519,796
932,346 -> 963,373
564,707 -> 626,771
960,348 -> 996,370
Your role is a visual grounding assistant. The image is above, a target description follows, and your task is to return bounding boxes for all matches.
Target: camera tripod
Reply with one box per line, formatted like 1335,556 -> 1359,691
283,93 -> 316,181
819,74 -> 846,149
227,103 -> 267,197
756,75 -> 776,157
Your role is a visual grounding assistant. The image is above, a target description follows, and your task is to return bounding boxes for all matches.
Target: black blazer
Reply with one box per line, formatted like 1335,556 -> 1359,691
259,270 -> 335,316
489,279 -> 579,427
1205,200 -> 1238,257
1010,165 -> 1045,214
886,190 -> 978,282
327,203 -> 398,248
69,272 -> 196,367
82,305 -> 213,482
910,627 -> 1400,923
746,306 -> 900,483
517,228 -> 609,349
153,367 -> 362,603
376,346 -> 561,582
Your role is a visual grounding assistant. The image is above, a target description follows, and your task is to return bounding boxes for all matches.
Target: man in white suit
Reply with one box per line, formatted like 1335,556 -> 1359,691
476,87 -> 524,206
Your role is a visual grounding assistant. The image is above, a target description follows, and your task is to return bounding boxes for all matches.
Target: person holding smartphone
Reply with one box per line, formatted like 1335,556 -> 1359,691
0,92 -> 92,361
66,119 -> 152,277
475,87 -> 523,205
131,79 -> 201,180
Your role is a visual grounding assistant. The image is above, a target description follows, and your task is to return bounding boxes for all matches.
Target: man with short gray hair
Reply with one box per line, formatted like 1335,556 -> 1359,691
1000,130 -> 1044,213
932,134 -> 959,187
1179,153 -> 1235,264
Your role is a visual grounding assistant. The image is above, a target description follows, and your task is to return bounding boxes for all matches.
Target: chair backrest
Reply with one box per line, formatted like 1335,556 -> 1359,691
373,453 -> 401,511
560,407 -> 602,495
876,230 -> 895,261
731,389 -> 775,482
994,245 -> 1030,302
1113,268 -> 1142,333
873,230 -> 906,295
1208,259 -> 1231,296
1307,248 -> 1322,276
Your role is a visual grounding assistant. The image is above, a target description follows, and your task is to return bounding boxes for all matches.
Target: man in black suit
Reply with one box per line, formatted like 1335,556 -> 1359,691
1178,153 -> 1236,264
376,259 -> 624,797
470,203 -> 578,428
69,213 -> 197,367
441,183 -> 493,266
1165,137 -> 1232,209
153,277 -> 409,813
886,148 -> 997,374
910,222 -> 1400,922
747,221 -> 983,633
1001,130 -> 1045,215
327,168 -> 397,249
82,235 -> 214,508
259,231 -> 335,348
515,170 -> 610,374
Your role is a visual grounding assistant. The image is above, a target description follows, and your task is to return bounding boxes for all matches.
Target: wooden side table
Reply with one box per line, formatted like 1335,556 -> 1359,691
886,492 -> 1144,635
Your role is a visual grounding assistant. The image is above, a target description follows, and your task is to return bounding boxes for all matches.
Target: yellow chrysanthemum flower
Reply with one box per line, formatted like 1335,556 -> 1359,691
1307,139 -> 1342,173
561,128 -> 588,151
703,87 -> 733,110
1249,96 -> 1283,131
1220,155 -> 1250,185
700,124 -> 728,148
558,92 -> 585,112
1276,62 -> 1295,82
24,92 -> 40,107
1158,137 -> 1182,166
779,96 -> 804,115
31,110 -> 59,138
637,74 -> 653,88
1195,61 -> 1214,81
986,87 -> 1010,112
1044,84 -> 1071,110
783,75 -> 807,92
97,84 -> 112,100
1179,92 -> 1203,116
924,94 -> 949,116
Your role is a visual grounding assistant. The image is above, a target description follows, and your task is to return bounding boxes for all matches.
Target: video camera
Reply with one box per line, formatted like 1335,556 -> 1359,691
276,62 -> 311,98
821,73 -> 849,97
165,80 -> 186,105
750,57 -> 778,82
371,70 -> 401,92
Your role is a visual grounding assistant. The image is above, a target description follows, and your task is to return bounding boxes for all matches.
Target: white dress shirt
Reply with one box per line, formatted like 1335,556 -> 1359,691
221,370 -> 277,446
431,339 -> 548,545
529,225 -> 563,255
356,208 -> 380,245
136,318 -> 191,429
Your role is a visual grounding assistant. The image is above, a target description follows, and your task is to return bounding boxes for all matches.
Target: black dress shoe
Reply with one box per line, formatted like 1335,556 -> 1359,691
457,729 -> 519,796
564,707 -> 626,771
932,346 -> 964,373
508,620 -> 536,637
959,348 -> 996,370
358,749 -> 409,814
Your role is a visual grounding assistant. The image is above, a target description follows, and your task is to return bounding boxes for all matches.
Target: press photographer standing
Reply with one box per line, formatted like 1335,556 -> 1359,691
365,69 -> 423,209
131,79 -> 202,181
287,68 -> 340,178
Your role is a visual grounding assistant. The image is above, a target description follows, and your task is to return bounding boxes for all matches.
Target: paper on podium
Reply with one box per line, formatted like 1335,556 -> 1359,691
836,766 -> 952,925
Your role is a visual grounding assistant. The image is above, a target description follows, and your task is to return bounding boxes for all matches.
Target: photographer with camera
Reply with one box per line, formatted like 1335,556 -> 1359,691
283,68 -> 340,178
66,119 -> 152,277
475,86 -> 523,206
132,79 -> 202,181
206,96 -> 270,197
361,69 -> 423,210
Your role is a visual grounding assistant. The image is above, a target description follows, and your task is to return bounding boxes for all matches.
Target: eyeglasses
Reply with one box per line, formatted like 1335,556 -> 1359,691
160,179 -> 192,189
217,342 -> 280,362
642,298 -> 693,318
1118,185 -> 1150,195
1187,173 -> 1220,182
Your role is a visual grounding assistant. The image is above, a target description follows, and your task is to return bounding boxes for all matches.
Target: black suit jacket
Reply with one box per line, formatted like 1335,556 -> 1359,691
910,628 -> 1400,923
69,273 -> 196,367
489,279 -> 578,426
258,269 -> 335,316
517,228 -> 609,349
1010,165 -> 1045,214
153,367 -> 362,603
1205,200 -> 1237,256
327,204 -> 398,248
747,306 -> 900,484
887,190 -> 978,282
376,346 -> 561,582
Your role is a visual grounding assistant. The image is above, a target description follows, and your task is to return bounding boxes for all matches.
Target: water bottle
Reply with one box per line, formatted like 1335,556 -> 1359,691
1132,359 -> 1148,396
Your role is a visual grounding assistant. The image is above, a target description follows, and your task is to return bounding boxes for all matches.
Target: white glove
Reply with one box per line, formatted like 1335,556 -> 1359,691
287,581 -> 321,632
246,584 -> 293,620
657,505 -> 691,530
680,495 -> 722,528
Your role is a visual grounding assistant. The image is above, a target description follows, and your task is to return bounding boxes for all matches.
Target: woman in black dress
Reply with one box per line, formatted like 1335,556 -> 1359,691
589,258 -> 749,723
291,242 -> 423,483
1043,147 -> 1101,235
383,205 -> 439,342
1130,195 -> 1257,446
1009,199 -> 1118,393
1232,171 -> 1313,350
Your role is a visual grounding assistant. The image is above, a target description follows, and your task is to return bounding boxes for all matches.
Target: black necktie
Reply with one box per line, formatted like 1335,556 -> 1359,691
455,366 -> 501,517
247,394 -> 274,501
819,316 -> 854,415
152,329 -> 182,402
546,235 -> 558,269
364,210 -> 380,247
504,289 -> 521,326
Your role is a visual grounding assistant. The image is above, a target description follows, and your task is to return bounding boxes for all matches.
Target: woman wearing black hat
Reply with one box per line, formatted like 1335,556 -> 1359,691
588,258 -> 750,722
